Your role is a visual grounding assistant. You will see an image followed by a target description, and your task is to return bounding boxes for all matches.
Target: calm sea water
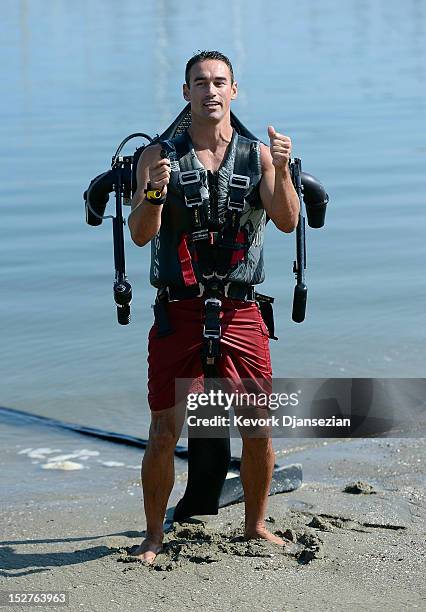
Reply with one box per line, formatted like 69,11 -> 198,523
1,0 -> 425,439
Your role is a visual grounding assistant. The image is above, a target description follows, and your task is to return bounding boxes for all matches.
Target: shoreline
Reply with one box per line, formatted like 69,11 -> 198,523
1,432 -> 424,611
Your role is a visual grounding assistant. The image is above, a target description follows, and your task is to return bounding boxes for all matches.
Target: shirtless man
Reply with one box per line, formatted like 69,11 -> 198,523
128,50 -> 300,563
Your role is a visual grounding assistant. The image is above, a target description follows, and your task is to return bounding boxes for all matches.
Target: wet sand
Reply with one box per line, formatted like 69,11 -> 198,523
1,437 -> 425,611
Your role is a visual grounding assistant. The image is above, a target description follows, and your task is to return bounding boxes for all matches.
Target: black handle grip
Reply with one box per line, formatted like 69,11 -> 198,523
114,280 -> 132,305
117,304 -> 131,325
114,280 -> 132,325
292,283 -> 307,323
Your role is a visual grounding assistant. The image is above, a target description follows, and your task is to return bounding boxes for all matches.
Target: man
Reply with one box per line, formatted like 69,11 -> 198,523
128,50 -> 300,563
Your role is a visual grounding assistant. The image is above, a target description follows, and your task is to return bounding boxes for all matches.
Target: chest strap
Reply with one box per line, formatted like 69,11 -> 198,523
214,139 -> 252,277
173,131 -> 252,282
173,133 -> 212,276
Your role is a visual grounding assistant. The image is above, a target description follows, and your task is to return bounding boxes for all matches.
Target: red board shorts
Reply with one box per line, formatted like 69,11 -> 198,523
147,297 -> 272,411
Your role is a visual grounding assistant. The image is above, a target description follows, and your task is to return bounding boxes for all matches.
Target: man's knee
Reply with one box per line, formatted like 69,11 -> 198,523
147,411 -> 181,453
147,429 -> 179,454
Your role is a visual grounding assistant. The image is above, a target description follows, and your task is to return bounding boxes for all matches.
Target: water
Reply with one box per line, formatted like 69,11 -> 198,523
1,0 -> 425,440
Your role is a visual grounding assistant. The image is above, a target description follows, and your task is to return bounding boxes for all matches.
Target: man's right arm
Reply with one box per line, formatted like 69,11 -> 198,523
128,144 -> 170,247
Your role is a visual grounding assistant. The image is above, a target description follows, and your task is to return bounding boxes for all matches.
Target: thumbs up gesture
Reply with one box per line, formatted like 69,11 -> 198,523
268,126 -> 292,171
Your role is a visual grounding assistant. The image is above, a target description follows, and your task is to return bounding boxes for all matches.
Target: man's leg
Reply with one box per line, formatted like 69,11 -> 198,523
220,302 -> 285,543
240,436 -> 286,545
135,299 -> 204,562
131,405 -> 184,563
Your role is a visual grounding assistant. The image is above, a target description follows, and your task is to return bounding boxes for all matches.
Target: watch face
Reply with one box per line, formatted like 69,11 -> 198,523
146,191 -> 165,204
145,189 -> 162,199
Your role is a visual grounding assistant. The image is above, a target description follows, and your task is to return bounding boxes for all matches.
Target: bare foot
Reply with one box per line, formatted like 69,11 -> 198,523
245,526 -> 286,546
245,527 -> 300,553
128,537 -> 163,564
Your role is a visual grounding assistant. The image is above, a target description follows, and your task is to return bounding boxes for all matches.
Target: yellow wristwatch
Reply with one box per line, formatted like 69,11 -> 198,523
144,183 -> 166,205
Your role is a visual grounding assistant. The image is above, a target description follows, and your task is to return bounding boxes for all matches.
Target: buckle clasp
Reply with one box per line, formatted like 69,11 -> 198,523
229,174 -> 250,189
179,170 -> 201,185
203,297 -> 222,339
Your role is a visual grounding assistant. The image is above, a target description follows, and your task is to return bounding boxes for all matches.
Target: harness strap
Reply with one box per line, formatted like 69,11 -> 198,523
177,233 -> 198,286
214,138 -> 252,276
177,134 -> 214,276
229,229 -> 248,266
202,297 -> 222,364
255,292 -> 278,340
174,131 -> 253,282
165,282 -> 256,302
152,290 -> 173,337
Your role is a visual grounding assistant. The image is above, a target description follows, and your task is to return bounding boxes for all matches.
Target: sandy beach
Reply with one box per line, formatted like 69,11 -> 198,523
1,433 -> 424,611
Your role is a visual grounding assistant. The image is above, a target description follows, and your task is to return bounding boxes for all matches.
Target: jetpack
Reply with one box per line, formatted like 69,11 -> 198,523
84,104 -> 328,324
84,104 -> 329,520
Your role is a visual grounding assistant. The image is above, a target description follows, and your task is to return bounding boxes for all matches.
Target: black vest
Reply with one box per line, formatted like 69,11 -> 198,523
150,129 -> 266,288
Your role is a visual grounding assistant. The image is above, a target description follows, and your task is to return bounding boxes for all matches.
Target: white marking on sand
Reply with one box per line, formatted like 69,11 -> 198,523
47,450 -> 100,462
99,461 -> 125,467
18,448 -> 61,459
41,460 -> 84,471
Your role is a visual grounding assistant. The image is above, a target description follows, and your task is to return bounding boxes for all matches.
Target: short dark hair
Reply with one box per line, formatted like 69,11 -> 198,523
185,50 -> 234,87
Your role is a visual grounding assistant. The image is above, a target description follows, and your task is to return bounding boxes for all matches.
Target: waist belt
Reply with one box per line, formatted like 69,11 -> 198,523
155,282 -> 254,365
153,284 -> 276,368
161,282 -> 256,302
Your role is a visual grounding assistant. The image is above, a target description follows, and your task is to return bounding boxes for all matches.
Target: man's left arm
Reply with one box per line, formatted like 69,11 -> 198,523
258,126 -> 300,233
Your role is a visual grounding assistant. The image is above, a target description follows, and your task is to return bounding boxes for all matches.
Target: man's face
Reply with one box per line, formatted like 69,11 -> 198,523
183,59 -> 237,122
